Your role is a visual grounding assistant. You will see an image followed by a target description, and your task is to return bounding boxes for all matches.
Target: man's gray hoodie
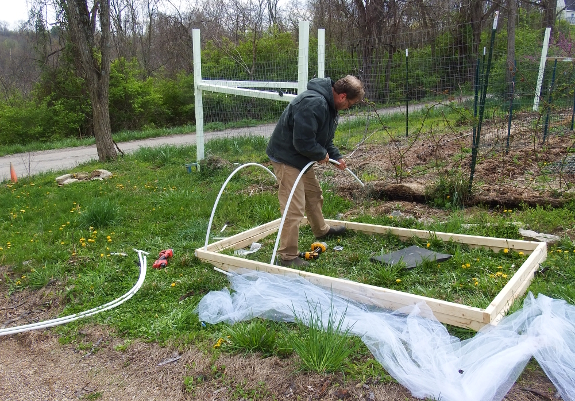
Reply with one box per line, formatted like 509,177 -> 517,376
266,78 -> 342,170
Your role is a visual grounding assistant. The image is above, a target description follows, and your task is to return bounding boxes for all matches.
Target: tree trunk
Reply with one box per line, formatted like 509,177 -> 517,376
63,0 -> 117,161
544,0 -> 557,29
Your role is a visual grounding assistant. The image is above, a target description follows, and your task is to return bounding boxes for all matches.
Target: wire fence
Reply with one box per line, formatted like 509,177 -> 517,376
199,20 -> 575,197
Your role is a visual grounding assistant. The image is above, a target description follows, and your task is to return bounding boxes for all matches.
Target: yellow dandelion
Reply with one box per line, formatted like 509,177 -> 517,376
171,282 -> 176,287
427,243 -> 430,248
396,279 -> 402,283
466,263 -> 470,267
518,252 -> 524,256
503,249 -> 509,253
100,253 -> 104,257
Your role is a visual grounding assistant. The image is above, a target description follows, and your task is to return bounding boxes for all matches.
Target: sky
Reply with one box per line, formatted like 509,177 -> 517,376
0,0 -> 31,29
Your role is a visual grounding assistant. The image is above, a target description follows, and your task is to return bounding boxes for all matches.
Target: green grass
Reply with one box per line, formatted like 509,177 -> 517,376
233,222 -> 531,309
290,302 -> 360,373
2,133 -> 575,387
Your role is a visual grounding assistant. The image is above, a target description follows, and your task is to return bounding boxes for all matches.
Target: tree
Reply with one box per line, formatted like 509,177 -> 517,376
60,0 -> 117,161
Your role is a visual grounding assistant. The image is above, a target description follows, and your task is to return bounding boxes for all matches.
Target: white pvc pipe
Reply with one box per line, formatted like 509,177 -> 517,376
329,159 -> 365,187
204,163 -> 276,249
270,161 -> 316,264
193,28 -> 205,162
197,83 -> 296,102
269,160 -> 365,263
318,29 -> 325,78
0,249 -> 149,336
298,21 -> 310,94
534,27 -> 552,112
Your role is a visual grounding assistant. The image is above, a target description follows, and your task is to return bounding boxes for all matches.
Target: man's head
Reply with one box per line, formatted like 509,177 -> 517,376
332,75 -> 365,111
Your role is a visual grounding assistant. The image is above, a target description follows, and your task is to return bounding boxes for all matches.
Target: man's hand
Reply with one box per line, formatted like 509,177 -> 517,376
318,153 -> 330,164
335,158 -> 346,170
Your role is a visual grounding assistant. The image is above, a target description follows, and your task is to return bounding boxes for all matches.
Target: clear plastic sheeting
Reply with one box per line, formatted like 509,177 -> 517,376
197,270 -> 575,401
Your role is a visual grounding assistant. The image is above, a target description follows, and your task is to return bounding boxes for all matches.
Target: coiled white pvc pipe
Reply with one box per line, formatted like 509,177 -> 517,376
0,249 -> 149,336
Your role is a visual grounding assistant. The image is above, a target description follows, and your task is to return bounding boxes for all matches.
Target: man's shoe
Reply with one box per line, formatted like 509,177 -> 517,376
279,257 -> 309,267
316,225 -> 347,240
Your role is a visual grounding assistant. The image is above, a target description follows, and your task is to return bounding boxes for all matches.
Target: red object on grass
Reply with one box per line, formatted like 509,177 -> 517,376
152,249 -> 173,269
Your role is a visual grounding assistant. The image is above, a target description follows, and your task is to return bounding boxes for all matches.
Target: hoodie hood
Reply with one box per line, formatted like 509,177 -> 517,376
307,78 -> 336,111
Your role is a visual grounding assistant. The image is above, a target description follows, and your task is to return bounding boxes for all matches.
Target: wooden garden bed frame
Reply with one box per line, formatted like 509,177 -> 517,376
195,218 -> 547,330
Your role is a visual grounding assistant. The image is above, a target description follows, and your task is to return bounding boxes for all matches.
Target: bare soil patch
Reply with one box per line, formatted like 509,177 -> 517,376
0,326 -> 560,401
326,114 -> 575,209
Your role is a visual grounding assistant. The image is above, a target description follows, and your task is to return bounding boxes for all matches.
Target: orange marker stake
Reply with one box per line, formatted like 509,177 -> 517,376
10,163 -> 17,183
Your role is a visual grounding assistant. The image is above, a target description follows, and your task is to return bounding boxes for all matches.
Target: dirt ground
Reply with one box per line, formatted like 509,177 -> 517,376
0,325 -> 562,401
2,121 -> 573,400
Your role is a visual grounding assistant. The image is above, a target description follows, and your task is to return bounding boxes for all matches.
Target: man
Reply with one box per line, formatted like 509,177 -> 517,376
266,75 -> 365,267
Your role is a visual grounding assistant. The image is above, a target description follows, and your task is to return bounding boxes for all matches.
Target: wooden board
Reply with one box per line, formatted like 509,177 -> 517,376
195,219 -> 546,330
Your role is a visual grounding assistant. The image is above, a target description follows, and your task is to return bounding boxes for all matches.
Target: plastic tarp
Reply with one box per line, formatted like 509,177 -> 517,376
197,270 -> 575,401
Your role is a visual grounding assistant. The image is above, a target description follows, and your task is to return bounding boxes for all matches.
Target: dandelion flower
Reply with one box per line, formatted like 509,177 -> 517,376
396,279 -> 402,283
503,248 -> 509,253
171,282 -> 176,287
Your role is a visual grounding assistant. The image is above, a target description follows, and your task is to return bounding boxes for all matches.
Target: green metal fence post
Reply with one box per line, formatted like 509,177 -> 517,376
543,58 -> 558,143
469,11 -> 499,193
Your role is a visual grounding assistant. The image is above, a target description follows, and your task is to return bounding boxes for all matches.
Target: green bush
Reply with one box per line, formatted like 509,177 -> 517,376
109,58 -> 164,131
0,95 -> 85,145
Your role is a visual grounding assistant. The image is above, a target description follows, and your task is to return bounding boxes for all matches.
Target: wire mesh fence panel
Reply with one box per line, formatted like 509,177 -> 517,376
198,18 -> 575,196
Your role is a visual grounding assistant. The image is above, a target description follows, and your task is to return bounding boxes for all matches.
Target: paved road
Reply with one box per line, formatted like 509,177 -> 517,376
0,124 -> 276,183
0,100 -> 453,183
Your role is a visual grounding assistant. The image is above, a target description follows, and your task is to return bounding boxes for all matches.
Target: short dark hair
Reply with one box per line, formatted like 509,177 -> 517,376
333,75 -> 365,102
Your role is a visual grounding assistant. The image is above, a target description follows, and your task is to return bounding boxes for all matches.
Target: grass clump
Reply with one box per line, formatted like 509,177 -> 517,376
221,319 -> 292,357
78,198 -> 119,228
290,302 -> 359,373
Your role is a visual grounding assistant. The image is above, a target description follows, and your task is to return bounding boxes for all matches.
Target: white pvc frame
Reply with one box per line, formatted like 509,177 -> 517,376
192,22 -> 326,162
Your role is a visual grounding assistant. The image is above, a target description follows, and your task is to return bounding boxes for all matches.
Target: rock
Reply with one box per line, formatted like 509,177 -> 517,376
56,169 -> 112,185
55,174 -> 73,185
92,169 -> 112,180
518,229 -> 561,244
61,178 -> 79,185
